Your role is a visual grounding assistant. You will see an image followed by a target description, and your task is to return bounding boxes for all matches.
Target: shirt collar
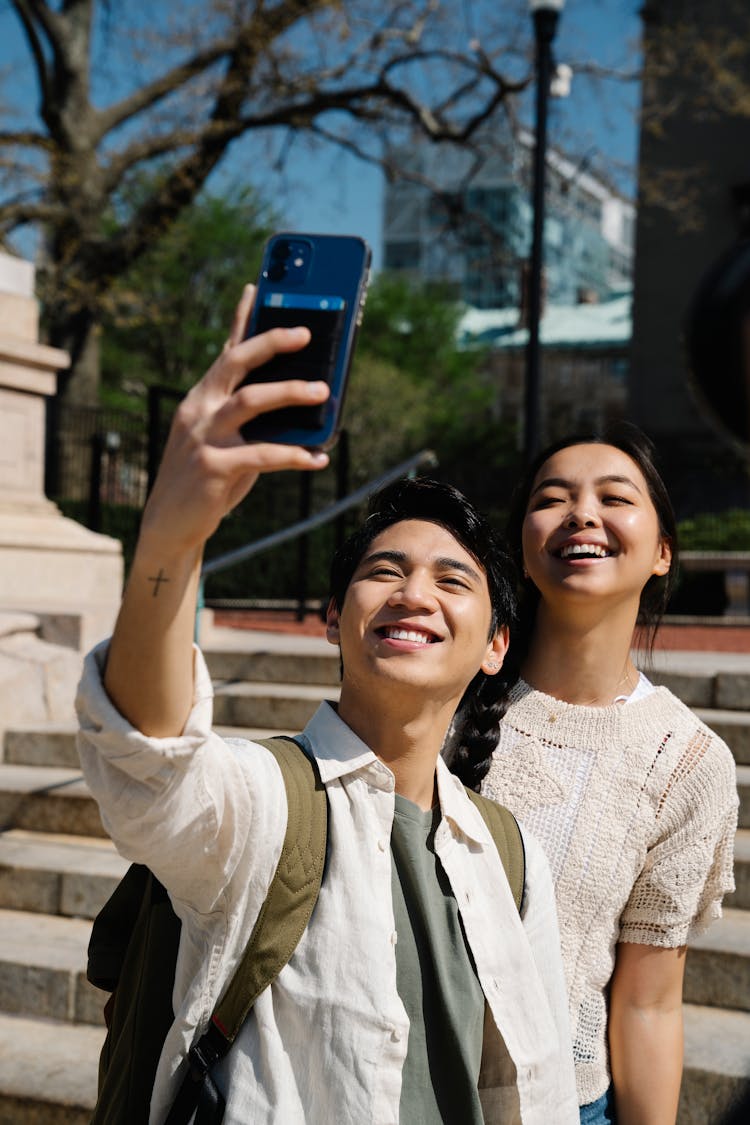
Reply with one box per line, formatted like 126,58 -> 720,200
303,703 -> 489,846
435,756 -> 488,846
302,701 -> 382,783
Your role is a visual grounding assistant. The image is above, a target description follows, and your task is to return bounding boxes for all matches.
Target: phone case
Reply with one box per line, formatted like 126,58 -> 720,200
240,233 -> 371,449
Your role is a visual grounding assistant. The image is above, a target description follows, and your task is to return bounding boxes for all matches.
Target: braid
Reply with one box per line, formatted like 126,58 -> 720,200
445,669 -> 515,792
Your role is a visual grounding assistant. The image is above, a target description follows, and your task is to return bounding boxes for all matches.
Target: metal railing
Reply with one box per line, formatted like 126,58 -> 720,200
198,448 -> 438,628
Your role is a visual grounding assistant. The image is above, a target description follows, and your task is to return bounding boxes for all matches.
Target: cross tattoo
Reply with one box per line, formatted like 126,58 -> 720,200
148,569 -> 170,597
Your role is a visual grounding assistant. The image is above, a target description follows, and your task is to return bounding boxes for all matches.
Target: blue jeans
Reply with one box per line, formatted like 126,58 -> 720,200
579,1085 -> 616,1125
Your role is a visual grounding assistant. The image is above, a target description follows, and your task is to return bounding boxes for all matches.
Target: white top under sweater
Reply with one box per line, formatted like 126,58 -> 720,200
481,681 -> 739,1107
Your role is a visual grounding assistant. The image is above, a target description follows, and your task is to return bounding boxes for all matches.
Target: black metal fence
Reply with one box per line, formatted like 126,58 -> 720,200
45,393 -> 357,609
44,392 -> 750,616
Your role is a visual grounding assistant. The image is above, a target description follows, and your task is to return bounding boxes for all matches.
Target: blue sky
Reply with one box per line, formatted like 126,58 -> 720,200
0,1 -> 643,271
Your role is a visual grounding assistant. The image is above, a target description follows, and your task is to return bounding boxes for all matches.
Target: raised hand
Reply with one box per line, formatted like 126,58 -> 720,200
103,286 -> 331,736
140,284 -> 330,555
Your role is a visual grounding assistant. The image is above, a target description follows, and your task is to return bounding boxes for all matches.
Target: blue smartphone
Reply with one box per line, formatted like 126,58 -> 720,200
240,233 -> 371,450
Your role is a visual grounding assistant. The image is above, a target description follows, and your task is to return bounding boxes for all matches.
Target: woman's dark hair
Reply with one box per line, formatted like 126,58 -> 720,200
505,422 -> 679,677
329,477 -> 517,791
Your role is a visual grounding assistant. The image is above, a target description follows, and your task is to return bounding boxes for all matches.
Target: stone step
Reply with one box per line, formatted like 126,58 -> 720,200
0,1005 -> 745,1125
645,652 -> 750,711
715,673 -> 750,714
0,764 -> 105,838
2,722 -> 79,769
1,731 -> 749,842
0,830 -> 127,918
205,645 -> 339,687
0,1012 -> 103,1124
679,1003 -> 750,1124
0,976 -> 746,1125
0,908 -> 103,1026
729,830 -> 750,912
213,680 -> 336,731
697,709 -> 750,766
738,766 -> 750,831
684,909 -> 750,1012
0,888 -> 744,1028
5,706 -> 750,771
3,722 -> 289,769
1,805 -> 747,928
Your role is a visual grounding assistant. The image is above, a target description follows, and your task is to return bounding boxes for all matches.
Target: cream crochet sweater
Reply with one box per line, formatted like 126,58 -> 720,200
481,682 -> 738,1107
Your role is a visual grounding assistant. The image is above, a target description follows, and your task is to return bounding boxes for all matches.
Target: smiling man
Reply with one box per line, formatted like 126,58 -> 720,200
76,288 -> 577,1125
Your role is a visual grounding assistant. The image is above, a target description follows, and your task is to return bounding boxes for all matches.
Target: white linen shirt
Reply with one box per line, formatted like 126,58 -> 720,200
77,643 -> 577,1125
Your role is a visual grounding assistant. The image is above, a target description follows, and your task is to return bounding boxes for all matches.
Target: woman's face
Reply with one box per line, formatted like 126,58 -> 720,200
521,443 -> 672,613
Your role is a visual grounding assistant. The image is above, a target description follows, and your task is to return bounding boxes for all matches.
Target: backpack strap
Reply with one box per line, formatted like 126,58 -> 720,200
165,735 -> 327,1125
463,789 -> 525,913
212,736 -> 328,1037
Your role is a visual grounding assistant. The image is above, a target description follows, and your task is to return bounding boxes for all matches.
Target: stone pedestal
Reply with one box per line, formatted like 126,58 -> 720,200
0,253 -> 123,652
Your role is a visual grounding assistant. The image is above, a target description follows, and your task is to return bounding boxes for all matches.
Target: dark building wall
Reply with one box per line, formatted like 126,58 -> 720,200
630,0 -> 750,512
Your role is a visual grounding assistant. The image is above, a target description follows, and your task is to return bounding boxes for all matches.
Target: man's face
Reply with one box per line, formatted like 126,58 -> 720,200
326,519 -> 507,709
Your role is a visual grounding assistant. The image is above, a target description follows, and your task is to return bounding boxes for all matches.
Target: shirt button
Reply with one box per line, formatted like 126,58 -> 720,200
464,891 -> 471,905
390,1027 -> 402,1042
378,838 -> 387,852
390,931 -> 398,945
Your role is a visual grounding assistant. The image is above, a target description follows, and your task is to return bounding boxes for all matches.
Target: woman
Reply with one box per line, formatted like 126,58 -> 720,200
447,424 -> 738,1125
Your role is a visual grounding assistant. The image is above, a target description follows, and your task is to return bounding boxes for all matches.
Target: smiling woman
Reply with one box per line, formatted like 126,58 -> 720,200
448,423 -> 739,1125
520,440 -> 673,659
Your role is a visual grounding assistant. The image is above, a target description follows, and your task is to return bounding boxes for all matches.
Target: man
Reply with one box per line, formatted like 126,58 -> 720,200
77,286 -> 577,1123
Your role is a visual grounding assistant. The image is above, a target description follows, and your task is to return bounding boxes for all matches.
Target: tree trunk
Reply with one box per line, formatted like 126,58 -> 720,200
46,308 -> 101,407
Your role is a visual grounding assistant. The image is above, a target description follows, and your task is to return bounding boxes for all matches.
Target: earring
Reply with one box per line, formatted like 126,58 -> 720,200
486,660 -> 500,672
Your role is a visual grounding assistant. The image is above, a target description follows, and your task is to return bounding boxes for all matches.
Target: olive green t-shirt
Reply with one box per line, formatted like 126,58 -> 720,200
390,794 -> 485,1124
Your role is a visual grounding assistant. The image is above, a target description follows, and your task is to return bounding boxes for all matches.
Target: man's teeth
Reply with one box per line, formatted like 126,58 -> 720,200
560,544 -> 610,559
384,627 -> 434,643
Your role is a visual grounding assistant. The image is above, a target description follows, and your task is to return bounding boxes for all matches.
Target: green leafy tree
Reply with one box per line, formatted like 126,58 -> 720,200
353,272 -> 518,515
101,181 -> 275,408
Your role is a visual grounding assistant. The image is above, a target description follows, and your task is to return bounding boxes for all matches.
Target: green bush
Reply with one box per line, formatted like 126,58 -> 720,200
668,508 -> 750,615
677,509 -> 750,551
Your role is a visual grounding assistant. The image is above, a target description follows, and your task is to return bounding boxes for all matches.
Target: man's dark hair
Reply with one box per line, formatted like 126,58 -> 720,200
329,477 -> 517,791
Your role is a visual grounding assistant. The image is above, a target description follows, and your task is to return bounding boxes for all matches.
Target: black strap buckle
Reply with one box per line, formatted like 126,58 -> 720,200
187,1022 -> 228,1082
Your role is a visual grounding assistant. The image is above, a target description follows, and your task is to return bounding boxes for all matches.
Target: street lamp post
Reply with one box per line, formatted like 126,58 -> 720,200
524,0 -> 565,462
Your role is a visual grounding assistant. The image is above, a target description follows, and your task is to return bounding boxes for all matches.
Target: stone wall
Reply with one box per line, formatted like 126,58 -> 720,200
0,252 -> 123,653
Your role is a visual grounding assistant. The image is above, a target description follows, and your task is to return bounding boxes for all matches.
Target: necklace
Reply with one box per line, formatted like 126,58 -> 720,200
540,663 -> 637,723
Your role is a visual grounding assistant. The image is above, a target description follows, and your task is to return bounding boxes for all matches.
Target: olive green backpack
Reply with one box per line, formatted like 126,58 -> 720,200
87,736 -> 524,1125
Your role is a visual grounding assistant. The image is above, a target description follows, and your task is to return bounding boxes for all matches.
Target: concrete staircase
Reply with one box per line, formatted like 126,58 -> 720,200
644,652 -> 750,1124
0,635 -> 747,1122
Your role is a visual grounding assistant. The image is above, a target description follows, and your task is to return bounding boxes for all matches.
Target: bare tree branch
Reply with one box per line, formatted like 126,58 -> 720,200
0,199 -> 64,229
0,0 -> 580,400
93,41 -> 235,140
8,0 -> 54,105
0,131 -> 53,150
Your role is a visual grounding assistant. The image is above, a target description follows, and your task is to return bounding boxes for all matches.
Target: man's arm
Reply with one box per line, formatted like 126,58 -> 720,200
608,941 -> 686,1125
104,285 -> 330,736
